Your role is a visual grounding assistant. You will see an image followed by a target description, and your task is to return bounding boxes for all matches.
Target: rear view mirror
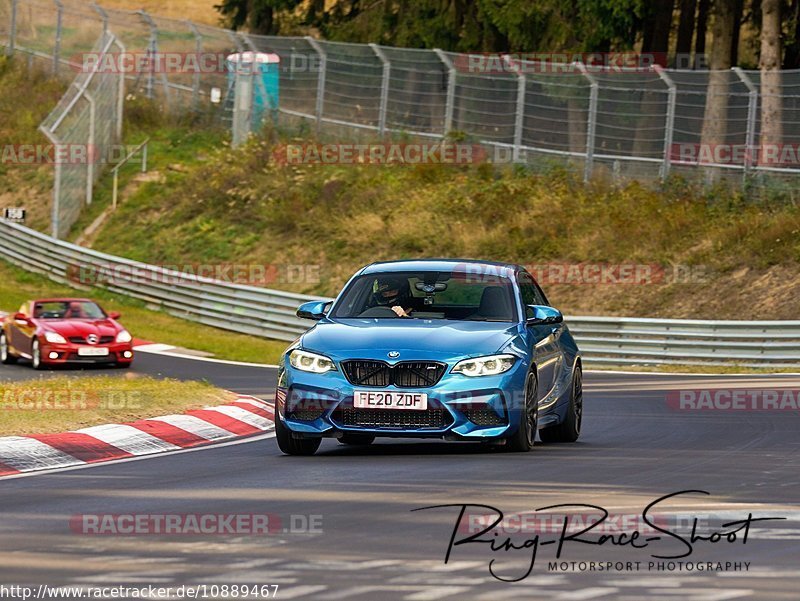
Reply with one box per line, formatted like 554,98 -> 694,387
414,282 -> 447,293
526,305 -> 563,326
297,300 -> 331,321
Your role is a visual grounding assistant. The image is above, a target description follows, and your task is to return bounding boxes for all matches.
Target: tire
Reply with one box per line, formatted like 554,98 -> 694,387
540,365 -> 582,443
0,332 -> 17,364
338,433 -> 375,446
275,409 -> 321,456
31,338 -> 44,370
506,371 -> 538,452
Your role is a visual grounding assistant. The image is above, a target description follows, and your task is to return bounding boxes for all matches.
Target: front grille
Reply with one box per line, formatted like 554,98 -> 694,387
68,336 -> 114,344
290,408 -> 327,421
287,402 -> 329,421
66,353 -> 115,363
342,360 -> 446,388
341,360 -> 390,386
461,406 -> 507,426
333,407 -> 451,429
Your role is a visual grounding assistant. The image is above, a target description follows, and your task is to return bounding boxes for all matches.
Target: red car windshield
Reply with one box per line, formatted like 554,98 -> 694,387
33,301 -> 106,320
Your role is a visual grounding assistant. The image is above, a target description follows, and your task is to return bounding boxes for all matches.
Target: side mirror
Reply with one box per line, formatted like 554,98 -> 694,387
13,312 -> 29,324
296,300 -> 331,321
525,305 -> 563,326
107,311 -> 121,320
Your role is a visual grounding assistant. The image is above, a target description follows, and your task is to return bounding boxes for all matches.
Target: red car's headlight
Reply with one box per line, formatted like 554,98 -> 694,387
116,330 -> 132,343
43,331 -> 67,344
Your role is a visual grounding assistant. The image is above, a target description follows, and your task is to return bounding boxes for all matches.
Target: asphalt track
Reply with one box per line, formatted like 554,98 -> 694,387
0,353 -> 799,600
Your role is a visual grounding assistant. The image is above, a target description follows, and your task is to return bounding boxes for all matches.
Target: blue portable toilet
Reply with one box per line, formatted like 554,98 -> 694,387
226,51 -> 280,127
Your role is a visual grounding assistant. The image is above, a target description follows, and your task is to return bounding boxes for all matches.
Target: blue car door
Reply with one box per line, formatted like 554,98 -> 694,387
518,272 -> 563,401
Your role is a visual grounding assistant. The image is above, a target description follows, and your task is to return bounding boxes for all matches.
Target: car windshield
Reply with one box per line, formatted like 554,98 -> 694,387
331,270 -> 517,322
33,301 -> 106,320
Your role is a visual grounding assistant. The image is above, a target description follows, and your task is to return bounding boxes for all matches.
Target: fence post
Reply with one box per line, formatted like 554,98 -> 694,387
113,37 -> 125,140
53,0 -> 63,75
187,22 -> 202,111
369,43 -> 390,137
240,32 -> 259,52
7,0 -> 17,56
90,3 -> 108,37
137,11 -> 158,100
306,37 -> 326,134
575,62 -> 598,183
84,90 -> 96,206
39,124 -> 60,237
733,67 -> 758,181
653,65 -> 677,181
433,49 -> 455,137
503,55 -> 526,163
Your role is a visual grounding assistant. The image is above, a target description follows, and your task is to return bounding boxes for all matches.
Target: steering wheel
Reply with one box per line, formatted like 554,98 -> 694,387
358,306 -> 399,318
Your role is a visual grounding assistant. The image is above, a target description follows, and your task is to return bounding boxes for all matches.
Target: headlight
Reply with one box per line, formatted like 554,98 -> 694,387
452,354 -> 517,377
116,330 -> 132,343
289,349 -> 336,373
44,331 -> 67,344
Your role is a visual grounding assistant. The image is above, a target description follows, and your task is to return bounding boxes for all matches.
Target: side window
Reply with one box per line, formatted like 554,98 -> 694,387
518,272 -> 546,305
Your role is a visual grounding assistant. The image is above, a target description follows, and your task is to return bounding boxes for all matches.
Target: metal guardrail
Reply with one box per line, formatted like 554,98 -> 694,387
0,221 -> 798,368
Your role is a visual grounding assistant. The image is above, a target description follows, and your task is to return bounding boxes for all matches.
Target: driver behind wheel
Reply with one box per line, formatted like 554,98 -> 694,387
371,276 -> 413,317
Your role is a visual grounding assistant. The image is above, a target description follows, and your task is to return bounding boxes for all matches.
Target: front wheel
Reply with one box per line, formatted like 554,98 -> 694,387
31,338 -> 44,370
506,371 -> 538,452
275,410 -> 321,456
0,332 -> 17,364
540,365 -> 582,443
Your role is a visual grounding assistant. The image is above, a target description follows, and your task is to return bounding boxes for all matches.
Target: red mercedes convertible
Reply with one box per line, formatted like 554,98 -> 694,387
0,298 -> 134,369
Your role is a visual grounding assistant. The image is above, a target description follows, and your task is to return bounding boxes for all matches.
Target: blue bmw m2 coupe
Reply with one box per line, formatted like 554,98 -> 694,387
275,259 -> 582,455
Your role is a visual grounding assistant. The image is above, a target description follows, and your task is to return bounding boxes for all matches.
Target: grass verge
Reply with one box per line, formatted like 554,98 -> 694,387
0,375 -> 234,436
0,259 -> 290,364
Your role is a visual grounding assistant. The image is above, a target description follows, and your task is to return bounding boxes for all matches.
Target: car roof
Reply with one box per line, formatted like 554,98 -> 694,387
360,259 -> 519,275
31,298 -> 95,304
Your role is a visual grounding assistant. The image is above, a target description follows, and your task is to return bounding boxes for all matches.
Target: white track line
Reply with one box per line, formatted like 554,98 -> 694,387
0,431 -> 277,481
74,424 -> 180,455
0,437 -> 85,471
147,414 -> 238,441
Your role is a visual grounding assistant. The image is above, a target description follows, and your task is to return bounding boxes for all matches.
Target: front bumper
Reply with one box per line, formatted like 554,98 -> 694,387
39,341 -> 134,365
276,359 -> 528,440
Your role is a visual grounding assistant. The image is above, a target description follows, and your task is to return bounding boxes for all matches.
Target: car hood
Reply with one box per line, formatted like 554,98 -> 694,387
39,319 -> 121,338
301,318 -> 521,362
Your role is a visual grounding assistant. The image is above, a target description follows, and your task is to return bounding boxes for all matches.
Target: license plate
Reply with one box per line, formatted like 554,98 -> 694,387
77,347 -> 109,357
353,390 -> 428,411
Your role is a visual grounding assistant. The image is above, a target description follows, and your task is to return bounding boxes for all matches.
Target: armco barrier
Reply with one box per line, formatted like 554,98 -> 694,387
0,221 -> 798,368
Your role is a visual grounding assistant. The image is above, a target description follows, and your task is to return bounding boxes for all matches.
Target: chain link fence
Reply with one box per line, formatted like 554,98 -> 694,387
3,0 -> 800,238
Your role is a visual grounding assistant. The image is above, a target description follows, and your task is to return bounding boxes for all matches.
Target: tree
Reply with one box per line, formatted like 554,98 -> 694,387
695,0 -> 710,67
214,0 -> 302,35
759,0 -> 783,163
700,0 -> 736,161
784,0 -> 800,68
675,0 -> 698,67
